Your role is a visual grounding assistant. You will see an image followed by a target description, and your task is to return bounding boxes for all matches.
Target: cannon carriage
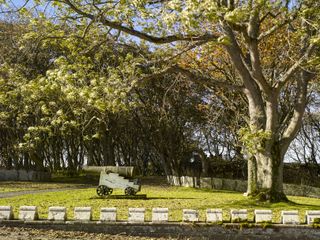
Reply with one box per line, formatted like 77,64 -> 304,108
83,166 -> 141,196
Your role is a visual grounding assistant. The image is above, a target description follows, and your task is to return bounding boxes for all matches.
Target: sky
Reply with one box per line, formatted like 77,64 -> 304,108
1,0 -> 55,18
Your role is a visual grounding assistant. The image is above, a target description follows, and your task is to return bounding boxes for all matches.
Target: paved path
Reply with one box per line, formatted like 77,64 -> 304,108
0,186 -> 95,198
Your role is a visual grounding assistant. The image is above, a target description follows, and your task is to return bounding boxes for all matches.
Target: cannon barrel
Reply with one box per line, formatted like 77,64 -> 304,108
83,166 -> 135,177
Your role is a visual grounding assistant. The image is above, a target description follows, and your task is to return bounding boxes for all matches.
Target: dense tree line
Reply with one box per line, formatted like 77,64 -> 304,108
0,17 -> 241,176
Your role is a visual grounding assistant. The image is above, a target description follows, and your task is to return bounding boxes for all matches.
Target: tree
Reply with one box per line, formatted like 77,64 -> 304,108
0,14 -> 207,176
1,0 -> 320,201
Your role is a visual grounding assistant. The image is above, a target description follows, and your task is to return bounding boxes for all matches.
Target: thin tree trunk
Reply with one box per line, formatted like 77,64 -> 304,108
247,155 -> 257,195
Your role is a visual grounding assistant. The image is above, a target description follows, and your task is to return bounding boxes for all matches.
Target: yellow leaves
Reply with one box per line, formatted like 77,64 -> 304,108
224,8 -> 249,24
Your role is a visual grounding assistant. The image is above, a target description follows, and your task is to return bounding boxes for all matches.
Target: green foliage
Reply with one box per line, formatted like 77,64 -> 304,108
238,128 -> 272,155
0,11 -> 207,173
0,17 -> 146,170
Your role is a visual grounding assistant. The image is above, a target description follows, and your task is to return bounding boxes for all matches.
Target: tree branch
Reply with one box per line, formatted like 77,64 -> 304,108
247,9 -> 272,94
281,70 -> 312,151
140,64 -> 244,92
0,0 -> 31,14
258,12 -> 298,41
275,42 -> 315,90
59,0 -> 219,44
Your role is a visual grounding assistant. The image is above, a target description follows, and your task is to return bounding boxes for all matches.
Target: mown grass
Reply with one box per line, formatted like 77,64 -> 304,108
0,181 -> 88,193
0,184 -> 319,223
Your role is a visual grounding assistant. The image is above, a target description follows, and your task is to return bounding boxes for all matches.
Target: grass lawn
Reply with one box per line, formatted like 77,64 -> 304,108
0,182 -> 80,193
0,181 -> 89,193
0,184 -> 319,223
0,173 -> 98,192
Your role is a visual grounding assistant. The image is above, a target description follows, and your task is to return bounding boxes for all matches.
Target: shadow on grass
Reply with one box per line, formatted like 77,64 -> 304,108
214,198 -> 320,210
194,188 -> 244,195
281,199 -> 320,208
90,195 -> 196,200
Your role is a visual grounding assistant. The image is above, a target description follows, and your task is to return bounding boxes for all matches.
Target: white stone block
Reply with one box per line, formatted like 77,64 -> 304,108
74,207 -> 92,221
181,176 -> 194,187
100,208 -> 117,222
230,209 -> 247,222
306,210 -> 320,225
183,209 -> 199,222
128,208 -> 145,222
0,206 -> 13,220
152,208 -> 168,222
48,207 -> 67,221
19,206 -> 38,221
254,210 -> 272,223
206,209 -> 223,223
281,210 -> 299,224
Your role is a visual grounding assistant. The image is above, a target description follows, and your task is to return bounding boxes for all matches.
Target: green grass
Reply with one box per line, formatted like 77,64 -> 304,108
0,185 -> 319,223
0,181 -> 88,193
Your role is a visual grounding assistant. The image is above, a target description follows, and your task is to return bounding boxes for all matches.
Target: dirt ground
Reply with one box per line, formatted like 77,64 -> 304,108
0,227 -> 180,240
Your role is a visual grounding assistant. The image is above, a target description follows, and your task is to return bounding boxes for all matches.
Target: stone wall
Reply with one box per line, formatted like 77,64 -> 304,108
0,169 -> 51,181
1,205 -> 319,224
167,176 -> 320,198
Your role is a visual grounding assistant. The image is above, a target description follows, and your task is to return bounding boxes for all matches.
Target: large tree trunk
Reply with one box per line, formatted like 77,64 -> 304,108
254,143 -> 287,202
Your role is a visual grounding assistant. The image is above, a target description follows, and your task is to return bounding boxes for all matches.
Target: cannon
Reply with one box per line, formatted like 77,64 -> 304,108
83,166 -> 141,196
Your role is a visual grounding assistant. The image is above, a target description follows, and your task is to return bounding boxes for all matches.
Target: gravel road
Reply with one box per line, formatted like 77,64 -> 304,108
0,227 -> 180,240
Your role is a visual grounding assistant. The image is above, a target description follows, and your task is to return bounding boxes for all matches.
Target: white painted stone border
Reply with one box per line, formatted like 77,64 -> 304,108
128,208 -> 145,223
254,210 -> 272,223
48,206 -> 67,221
306,210 -> 320,225
74,207 -> 92,221
0,206 -> 13,220
230,209 -> 247,223
152,208 -> 169,222
183,209 -> 199,222
100,207 -> 117,222
4,205 -> 320,225
19,206 -> 38,221
206,209 -> 223,223
281,210 -> 299,224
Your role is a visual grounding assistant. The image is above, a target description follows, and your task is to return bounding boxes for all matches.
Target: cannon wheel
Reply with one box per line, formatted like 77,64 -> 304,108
125,187 -> 136,196
97,185 -> 113,196
105,187 -> 113,195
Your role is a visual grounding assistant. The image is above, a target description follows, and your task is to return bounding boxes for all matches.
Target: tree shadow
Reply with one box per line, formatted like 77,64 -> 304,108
195,188 -> 244,195
215,198 -> 320,210
89,195 -> 196,200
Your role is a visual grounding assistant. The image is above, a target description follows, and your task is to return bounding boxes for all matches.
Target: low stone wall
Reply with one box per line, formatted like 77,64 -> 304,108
167,176 -> 320,198
0,169 -> 51,181
1,205 -> 320,224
